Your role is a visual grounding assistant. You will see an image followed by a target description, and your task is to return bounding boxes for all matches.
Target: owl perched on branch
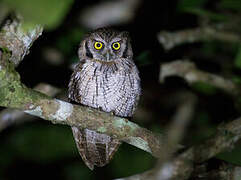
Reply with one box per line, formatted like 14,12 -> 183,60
68,27 -> 141,170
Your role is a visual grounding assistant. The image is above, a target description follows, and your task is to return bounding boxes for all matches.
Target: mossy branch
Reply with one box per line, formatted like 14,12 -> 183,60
0,52 -> 163,156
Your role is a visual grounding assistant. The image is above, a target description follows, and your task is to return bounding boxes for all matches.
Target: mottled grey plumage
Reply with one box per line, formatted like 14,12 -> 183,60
68,27 -> 141,170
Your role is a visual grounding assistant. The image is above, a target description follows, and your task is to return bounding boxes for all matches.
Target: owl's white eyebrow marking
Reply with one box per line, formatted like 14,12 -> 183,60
111,37 -> 122,42
93,37 -> 105,42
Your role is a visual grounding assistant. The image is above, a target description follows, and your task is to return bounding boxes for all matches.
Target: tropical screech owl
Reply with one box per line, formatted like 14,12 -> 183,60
68,27 -> 141,170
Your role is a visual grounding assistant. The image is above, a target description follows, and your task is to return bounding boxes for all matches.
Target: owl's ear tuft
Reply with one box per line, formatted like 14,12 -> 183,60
120,31 -> 129,38
121,31 -> 133,58
78,39 -> 93,59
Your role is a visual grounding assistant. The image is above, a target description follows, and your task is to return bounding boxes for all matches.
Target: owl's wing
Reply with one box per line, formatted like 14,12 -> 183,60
72,127 -> 120,170
129,65 -> 141,116
68,61 -> 85,103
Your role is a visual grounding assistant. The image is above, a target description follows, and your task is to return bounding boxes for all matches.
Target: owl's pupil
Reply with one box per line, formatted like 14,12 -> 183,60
114,44 -> 118,48
97,43 -> 101,47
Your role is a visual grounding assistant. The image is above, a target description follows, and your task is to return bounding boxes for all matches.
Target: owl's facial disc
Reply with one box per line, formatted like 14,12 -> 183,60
92,40 -> 121,62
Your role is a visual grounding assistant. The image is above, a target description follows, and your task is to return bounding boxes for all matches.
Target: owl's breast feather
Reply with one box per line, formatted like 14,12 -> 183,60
78,60 -> 140,117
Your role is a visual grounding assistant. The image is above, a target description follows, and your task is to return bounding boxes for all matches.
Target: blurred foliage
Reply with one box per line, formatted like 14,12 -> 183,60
178,0 -> 241,167
232,75 -> 241,84
189,111 -> 216,143
219,0 -> 241,11
2,0 -> 73,29
136,50 -> 152,66
192,82 -> 217,95
178,0 -> 241,21
0,123 -> 75,163
110,143 -> 155,178
217,142 -> 241,166
177,0 -> 208,10
202,41 -> 239,57
56,28 -> 86,56
63,162 -> 94,180
180,8 -> 227,21
0,122 -> 154,179
234,45 -> 241,69
177,0 -> 226,21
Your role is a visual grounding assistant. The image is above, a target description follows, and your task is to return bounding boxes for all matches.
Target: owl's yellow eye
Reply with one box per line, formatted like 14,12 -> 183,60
94,42 -> 103,50
112,42 -> 121,50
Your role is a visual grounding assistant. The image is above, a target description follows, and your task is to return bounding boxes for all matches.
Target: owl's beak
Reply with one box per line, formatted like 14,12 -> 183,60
104,51 -> 112,61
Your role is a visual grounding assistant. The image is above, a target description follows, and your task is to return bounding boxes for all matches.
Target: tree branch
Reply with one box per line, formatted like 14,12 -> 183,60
0,17 -> 43,66
160,60 -> 241,97
115,115 -> 241,180
0,83 -> 60,131
181,117 -> 241,163
162,116 -> 241,180
0,51 -> 164,157
157,25 -> 241,50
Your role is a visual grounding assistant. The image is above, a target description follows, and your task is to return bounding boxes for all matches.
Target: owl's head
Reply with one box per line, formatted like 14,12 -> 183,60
78,28 -> 133,62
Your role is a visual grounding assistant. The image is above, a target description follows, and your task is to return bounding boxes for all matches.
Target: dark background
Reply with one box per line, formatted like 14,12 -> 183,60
0,0 -> 241,179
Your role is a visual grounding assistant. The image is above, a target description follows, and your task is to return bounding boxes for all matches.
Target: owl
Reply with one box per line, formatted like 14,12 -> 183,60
68,27 -> 141,170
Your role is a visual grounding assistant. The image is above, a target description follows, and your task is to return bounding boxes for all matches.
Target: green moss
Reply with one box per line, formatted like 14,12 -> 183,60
0,53 -> 48,109
0,47 -> 11,54
97,126 -> 107,133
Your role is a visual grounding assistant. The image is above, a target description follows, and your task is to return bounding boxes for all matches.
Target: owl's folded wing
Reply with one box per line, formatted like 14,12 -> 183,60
68,61 -> 85,103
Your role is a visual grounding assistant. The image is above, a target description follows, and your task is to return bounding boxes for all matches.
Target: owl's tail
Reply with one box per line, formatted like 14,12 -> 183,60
71,126 -> 120,170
